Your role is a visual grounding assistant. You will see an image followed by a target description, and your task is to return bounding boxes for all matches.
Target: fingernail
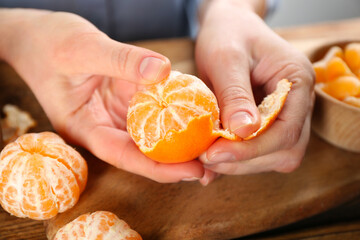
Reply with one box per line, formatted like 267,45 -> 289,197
139,57 -> 165,83
209,152 -> 235,164
200,177 -> 210,186
182,177 -> 200,182
199,152 -> 209,163
229,112 -> 254,133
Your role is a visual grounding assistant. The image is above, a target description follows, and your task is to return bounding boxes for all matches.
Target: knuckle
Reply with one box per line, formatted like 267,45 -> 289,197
111,46 -> 133,75
282,123 -> 302,149
282,59 -> 315,89
53,31 -> 103,67
206,42 -> 247,70
219,85 -> 253,110
208,42 -> 243,59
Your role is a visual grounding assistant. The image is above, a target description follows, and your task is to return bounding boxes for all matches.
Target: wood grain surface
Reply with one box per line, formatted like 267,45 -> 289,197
1,18 -> 360,240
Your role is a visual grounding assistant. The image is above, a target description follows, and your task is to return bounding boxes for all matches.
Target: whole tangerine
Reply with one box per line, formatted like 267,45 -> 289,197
0,132 -> 87,220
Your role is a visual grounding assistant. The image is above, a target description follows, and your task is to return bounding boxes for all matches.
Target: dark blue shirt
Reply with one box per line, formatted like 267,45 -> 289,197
0,0 -> 201,41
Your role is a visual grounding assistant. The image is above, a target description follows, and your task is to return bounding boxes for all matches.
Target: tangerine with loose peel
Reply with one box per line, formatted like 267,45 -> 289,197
127,71 -> 292,163
127,71 -> 235,163
53,211 -> 142,240
0,132 -> 87,220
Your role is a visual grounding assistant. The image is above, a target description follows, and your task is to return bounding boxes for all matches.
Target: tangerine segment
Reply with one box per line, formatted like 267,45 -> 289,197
54,211 -> 142,240
0,132 -> 87,220
313,46 -> 344,83
245,79 -> 292,140
321,76 -> 360,100
345,43 -> 360,78
325,57 -> 355,82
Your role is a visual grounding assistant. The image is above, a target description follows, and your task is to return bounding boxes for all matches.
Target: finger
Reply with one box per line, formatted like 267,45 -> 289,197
59,33 -> 171,84
203,110 -> 311,175
62,91 -> 204,183
202,105 -> 310,166
204,148 -> 302,175
199,169 -> 220,186
83,126 -> 205,183
203,44 -> 260,138
201,66 -> 314,165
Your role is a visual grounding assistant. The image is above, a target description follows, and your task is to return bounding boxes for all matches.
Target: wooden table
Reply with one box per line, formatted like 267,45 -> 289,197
1,18 -> 360,240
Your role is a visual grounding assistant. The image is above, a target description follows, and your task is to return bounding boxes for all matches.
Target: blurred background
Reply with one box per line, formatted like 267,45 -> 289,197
266,0 -> 360,28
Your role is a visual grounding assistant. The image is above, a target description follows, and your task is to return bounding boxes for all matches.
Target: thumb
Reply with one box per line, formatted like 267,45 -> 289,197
67,34 -> 171,84
206,53 -> 260,138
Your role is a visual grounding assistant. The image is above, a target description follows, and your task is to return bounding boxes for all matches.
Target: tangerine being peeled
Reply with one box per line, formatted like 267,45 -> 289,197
0,132 -> 87,220
127,71 -> 291,163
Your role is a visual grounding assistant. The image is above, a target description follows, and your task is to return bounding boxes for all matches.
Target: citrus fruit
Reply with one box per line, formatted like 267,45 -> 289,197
343,96 -> 360,107
321,75 -> 360,100
325,57 -> 355,82
53,211 -> 142,240
127,71 -> 291,163
345,43 -> 360,78
0,132 -> 87,220
313,46 -> 344,83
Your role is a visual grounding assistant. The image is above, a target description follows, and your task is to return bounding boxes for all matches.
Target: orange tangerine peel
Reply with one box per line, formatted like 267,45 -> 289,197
0,132 -> 87,220
245,79 -> 292,140
54,211 -> 142,240
127,71 -> 291,163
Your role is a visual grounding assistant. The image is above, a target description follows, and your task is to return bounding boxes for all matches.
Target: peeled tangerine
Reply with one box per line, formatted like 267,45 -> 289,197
313,46 -> 345,83
54,211 -> 142,240
345,43 -> 360,78
0,132 -> 87,220
127,71 -> 292,164
321,75 -> 360,100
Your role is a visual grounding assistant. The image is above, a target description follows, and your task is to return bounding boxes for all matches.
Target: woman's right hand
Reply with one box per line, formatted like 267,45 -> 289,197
0,8 -> 205,183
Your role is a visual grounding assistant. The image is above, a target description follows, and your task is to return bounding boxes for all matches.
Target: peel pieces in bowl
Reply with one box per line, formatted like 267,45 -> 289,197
127,71 -> 291,163
313,43 -> 360,106
0,132 -> 87,220
54,211 -> 142,240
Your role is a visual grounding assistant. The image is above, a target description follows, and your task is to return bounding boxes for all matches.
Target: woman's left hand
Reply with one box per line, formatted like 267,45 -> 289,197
195,0 -> 315,185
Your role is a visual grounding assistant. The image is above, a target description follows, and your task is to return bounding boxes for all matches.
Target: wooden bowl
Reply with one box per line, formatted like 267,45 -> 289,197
309,41 -> 360,153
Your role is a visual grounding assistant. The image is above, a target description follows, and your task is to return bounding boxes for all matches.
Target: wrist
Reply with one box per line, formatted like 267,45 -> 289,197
0,8 -> 50,63
199,0 -> 266,23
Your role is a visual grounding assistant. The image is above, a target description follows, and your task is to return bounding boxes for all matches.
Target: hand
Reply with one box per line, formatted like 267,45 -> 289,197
0,9 -> 205,183
195,0 -> 315,185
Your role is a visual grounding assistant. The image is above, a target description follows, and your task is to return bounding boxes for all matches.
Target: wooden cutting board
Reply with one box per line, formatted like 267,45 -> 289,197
1,21 -> 360,239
